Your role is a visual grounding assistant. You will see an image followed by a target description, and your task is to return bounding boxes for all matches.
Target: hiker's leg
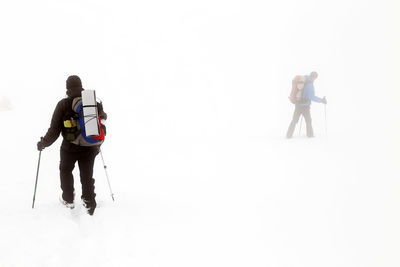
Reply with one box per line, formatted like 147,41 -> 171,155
286,105 -> 302,138
78,148 -> 98,203
303,106 -> 314,137
59,149 -> 76,202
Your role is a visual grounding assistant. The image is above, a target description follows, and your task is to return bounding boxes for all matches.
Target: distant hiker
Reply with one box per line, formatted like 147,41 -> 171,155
37,75 -> 107,215
286,71 -> 326,138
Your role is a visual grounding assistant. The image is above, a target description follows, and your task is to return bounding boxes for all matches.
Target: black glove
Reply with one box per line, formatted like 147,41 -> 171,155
322,97 -> 327,104
37,138 -> 45,151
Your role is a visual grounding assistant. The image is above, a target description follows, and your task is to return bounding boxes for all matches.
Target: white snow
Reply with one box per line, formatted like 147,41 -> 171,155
1,0 -> 400,266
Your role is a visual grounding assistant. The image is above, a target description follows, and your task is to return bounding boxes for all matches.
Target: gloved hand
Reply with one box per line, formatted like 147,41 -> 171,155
322,96 -> 327,104
37,138 -> 45,151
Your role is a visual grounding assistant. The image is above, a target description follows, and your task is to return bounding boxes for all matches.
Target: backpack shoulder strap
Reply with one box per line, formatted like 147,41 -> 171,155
72,97 -> 82,113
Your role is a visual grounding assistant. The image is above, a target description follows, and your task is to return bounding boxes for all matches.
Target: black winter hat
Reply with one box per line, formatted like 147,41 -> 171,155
66,75 -> 82,89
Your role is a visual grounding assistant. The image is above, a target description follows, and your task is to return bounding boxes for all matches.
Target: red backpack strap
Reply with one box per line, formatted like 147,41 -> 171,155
93,116 -> 105,141
290,76 -> 300,99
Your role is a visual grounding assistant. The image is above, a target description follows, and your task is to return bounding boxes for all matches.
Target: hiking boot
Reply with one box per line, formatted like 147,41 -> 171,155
82,198 -> 97,216
59,196 -> 75,209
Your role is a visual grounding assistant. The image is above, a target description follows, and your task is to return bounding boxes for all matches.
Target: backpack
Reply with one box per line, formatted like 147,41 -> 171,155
289,75 -> 306,104
63,90 -> 105,146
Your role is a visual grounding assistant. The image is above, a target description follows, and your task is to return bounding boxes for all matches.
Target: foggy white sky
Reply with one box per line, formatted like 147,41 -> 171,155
1,1 -> 399,135
1,0 -> 399,92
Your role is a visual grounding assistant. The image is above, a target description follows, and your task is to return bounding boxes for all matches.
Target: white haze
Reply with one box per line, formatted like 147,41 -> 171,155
0,0 -> 399,266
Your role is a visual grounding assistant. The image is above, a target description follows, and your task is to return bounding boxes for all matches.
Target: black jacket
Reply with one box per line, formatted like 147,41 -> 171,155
42,87 -> 107,151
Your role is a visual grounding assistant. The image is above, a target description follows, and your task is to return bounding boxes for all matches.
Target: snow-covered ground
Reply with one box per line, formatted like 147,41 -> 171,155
1,0 -> 400,266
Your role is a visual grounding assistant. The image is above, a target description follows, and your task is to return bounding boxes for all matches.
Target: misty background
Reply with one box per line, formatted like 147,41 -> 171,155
0,0 -> 399,266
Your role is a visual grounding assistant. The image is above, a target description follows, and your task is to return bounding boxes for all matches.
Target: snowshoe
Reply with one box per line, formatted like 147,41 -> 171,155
82,199 -> 97,216
59,196 -> 75,209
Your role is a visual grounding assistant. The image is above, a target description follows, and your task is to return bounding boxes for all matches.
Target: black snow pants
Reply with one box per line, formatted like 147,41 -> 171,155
59,142 -> 99,204
286,104 -> 314,138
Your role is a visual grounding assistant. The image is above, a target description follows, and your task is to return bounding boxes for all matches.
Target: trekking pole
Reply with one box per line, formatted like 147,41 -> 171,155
324,104 -> 328,136
99,149 -> 114,201
298,115 -> 303,136
32,150 -> 42,209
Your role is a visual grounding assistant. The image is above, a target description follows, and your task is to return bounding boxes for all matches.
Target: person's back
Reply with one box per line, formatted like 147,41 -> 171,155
300,74 -> 323,106
37,75 -> 107,215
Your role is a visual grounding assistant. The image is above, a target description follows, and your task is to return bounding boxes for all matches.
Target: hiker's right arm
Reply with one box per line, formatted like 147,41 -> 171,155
41,101 -> 64,148
98,102 -> 107,135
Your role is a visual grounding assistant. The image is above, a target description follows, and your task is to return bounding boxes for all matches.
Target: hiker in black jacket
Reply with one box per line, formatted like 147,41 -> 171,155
37,75 -> 107,215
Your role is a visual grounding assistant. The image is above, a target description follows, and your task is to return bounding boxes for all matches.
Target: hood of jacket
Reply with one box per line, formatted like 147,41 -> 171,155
66,87 -> 83,98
